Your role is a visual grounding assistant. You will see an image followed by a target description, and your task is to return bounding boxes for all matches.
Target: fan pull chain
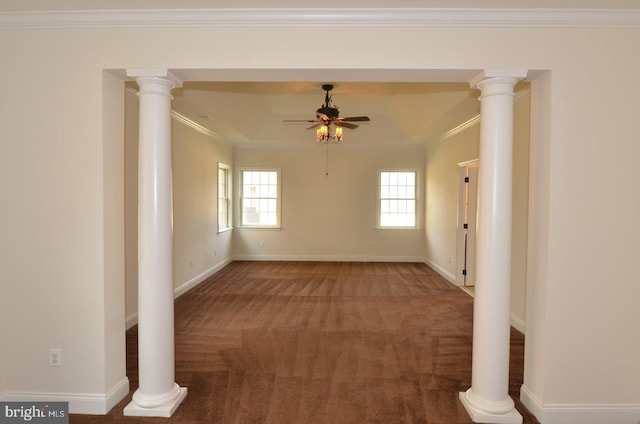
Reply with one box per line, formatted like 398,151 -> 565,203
325,142 -> 329,177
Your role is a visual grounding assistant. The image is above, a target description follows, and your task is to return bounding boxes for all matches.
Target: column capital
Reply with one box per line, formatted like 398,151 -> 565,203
470,70 -> 527,90
126,69 -> 183,88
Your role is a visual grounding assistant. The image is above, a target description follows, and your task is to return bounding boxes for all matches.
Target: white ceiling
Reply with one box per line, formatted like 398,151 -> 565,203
168,81 -> 485,147
124,68 -> 540,148
126,67 -> 504,147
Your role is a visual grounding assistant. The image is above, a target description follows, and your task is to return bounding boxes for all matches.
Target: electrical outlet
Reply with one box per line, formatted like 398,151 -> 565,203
49,348 -> 62,367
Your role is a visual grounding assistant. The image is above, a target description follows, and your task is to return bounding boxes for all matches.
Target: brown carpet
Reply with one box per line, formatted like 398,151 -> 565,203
72,261 -> 539,423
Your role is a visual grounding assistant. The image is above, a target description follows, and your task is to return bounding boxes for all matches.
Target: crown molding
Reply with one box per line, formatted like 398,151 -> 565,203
440,114 -> 481,142
171,110 -> 229,143
436,87 -> 530,143
1,8 -> 640,30
126,87 -> 225,142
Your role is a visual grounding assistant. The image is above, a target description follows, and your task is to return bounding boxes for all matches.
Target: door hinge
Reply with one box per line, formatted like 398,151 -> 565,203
464,177 -> 469,183
462,269 -> 467,276
463,223 -> 468,229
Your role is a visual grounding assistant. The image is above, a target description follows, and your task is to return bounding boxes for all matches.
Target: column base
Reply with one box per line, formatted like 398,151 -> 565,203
124,387 -> 187,418
459,390 -> 522,424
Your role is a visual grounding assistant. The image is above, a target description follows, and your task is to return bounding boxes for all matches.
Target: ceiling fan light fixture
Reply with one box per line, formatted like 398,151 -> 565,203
316,125 -> 328,141
316,123 -> 343,143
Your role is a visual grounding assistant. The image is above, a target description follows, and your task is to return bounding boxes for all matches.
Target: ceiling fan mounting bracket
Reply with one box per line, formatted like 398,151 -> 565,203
322,84 -> 334,92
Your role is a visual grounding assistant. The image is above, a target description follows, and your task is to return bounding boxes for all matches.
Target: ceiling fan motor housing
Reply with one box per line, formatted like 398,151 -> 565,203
317,106 -> 340,118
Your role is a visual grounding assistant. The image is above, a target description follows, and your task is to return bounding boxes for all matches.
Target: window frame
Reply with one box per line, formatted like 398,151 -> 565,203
377,169 -> 419,229
238,168 -> 282,229
217,162 -> 232,233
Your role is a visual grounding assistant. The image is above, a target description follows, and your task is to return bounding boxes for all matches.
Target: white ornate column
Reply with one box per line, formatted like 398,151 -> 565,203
124,69 -> 187,418
459,70 -> 527,424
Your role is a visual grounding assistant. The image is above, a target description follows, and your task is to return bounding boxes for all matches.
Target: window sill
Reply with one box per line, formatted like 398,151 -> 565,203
237,226 -> 282,230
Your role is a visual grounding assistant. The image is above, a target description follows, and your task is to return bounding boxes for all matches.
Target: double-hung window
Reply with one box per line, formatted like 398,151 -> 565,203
218,163 -> 232,232
240,169 -> 281,228
378,170 -> 418,228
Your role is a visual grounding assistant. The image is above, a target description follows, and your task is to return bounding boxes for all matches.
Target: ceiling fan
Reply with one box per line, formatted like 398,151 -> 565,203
283,84 -> 371,130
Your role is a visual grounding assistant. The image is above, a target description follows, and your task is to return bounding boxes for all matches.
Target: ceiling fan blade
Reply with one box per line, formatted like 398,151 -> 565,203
339,116 -> 370,122
334,121 -> 358,129
285,86 -> 370,134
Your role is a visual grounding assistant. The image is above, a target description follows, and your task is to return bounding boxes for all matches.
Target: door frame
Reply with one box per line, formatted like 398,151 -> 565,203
456,159 -> 479,286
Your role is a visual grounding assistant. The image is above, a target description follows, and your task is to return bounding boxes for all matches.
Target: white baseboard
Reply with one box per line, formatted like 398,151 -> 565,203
510,312 -> 526,334
174,258 -> 233,298
126,258 -> 233,329
424,260 -> 526,333
125,312 -> 138,330
0,377 -> 129,415
520,385 -> 640,424
232,254 -> 424,262
423,259 -> 457,284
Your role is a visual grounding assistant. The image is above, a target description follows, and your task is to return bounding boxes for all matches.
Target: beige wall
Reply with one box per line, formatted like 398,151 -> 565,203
124,90 -> 139,325
424,121 -> 480,279
172,118 -> 234,289
0,38 -> 123,404
529,38 -> 639,410
0,13 -> 639,422
233,144 -> 425,261
102,71 -> 127,398
511,92 -> 531,333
